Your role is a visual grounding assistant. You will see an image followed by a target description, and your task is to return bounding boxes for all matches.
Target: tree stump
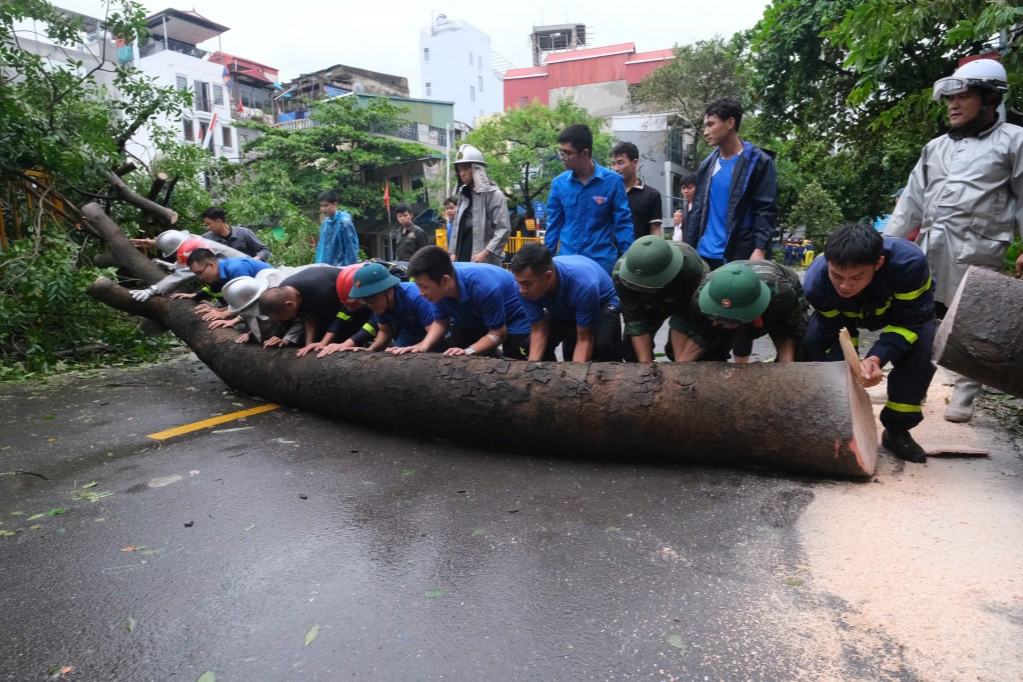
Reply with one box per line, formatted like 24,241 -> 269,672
934,266 -> 1023,398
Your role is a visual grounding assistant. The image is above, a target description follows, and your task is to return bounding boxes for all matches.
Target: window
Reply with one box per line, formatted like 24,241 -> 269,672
425,82 -> 431,96
423,47 -> 429,61
182,119 -> 193,141
478,55 -> 482,70
212,84 -> 224,106
478,76 -> 483,91
468,50 -> 473,65
175,74 -> 187,92
470,86 -> 475,102
198,119 -> 209,144
221,126 -> 233,148
194,80 -> 211,112
518,96 -> 528,108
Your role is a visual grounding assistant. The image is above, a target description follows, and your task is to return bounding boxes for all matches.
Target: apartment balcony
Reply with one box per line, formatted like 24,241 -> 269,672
234,106 -> 273,122
273,118 -> 320,131
139,37 -> 209,60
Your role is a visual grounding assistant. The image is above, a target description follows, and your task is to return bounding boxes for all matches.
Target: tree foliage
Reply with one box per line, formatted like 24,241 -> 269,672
0,0 -> 193,376
464,99 -> 612,213
784,180 -> 843,247
631,37 -> 747,125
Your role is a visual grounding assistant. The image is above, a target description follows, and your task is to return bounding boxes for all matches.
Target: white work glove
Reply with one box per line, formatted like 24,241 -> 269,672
152,258 -> 177,272
130,286 -> 159,302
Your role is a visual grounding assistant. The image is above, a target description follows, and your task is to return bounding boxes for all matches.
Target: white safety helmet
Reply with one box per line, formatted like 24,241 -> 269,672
222,276 -> 269,315
932,58 -> 1009,101
453,144 -> 487,167
155,229 -> 191,258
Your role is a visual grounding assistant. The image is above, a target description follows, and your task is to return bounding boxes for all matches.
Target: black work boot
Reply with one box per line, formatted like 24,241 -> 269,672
882,429 -> 927,464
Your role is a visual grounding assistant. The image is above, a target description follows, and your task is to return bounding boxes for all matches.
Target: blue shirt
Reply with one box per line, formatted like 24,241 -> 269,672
697,154 -> 739,260
519,255 -> 620,328
544,163 -> 634,274
315,210 -> 359,267
431,263 -> 531,334
218,257 -> 273,284
375,282 -> 435,339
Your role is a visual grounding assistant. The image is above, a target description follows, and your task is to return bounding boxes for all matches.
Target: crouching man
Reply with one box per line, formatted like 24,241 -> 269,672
397,246 -> 531,358
510,243 -> 622,362
802,223 -> 937,463
675,261 -> 807,362
257,265 -> 373,357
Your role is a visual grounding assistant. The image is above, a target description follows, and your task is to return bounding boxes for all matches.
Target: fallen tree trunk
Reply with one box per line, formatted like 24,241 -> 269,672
84,205 -> 879,478
102,171 -> 178,225
934,266 -> 1023,397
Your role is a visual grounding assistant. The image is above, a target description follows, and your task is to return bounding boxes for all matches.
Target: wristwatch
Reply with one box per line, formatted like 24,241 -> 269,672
464,347 -> 476,356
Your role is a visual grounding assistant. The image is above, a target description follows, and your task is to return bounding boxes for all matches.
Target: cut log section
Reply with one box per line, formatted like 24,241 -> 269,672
83,203 -> 880,478
934,266 -> 1023,398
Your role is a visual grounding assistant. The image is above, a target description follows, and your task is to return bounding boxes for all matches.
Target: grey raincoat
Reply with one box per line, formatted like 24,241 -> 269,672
449,165 -> 511,266
885,119 -> 1023,305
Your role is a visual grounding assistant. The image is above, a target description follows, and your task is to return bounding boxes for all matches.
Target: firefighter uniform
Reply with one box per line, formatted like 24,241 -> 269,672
802,237 -> 937,431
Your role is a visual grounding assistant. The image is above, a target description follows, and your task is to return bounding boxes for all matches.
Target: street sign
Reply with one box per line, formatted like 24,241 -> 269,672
533,201 -> 545,220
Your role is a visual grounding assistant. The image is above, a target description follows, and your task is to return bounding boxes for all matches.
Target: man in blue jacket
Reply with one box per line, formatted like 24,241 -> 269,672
315,191 -> 359,267
544,124 -> 634,274
802,223 -> 937,464
685,98 -> 777,270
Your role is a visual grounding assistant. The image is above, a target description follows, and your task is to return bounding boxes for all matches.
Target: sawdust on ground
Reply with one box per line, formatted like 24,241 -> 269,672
796,367 -> 1023,681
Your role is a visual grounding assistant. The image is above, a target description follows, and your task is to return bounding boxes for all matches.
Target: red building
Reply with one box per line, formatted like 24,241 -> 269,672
504,42 -> 673,117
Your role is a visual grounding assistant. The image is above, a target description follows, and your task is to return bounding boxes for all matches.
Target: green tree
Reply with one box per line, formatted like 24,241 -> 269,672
785,180 -> 843,248
0,0 -> 192,375
631,37 -> 747,125
464,99 -> 612,214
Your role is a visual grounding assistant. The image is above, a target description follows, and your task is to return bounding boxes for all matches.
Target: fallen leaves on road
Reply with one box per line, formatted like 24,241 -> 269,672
196,672 -> 215,682
126,616 -> 137,633
304,624 -> 319,647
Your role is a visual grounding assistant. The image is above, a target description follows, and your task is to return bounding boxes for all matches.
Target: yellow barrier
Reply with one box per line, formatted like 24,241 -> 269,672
504,234 -> 543,255
435,228 -> 447,250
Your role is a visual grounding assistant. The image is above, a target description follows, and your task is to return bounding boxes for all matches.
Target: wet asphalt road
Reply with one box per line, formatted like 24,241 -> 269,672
1,352 -> 908,682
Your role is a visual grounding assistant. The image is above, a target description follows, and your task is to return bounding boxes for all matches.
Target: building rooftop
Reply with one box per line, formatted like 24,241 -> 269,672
146,8 -> 229,45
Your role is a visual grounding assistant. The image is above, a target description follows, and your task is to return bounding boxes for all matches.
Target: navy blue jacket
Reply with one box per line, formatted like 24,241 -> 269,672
685,141 -> 778,261
803,238 -> 935,366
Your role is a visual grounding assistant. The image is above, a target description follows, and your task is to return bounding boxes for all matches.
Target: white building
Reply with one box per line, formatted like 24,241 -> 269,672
419,15 -> 504,128
126,8 -> 240,165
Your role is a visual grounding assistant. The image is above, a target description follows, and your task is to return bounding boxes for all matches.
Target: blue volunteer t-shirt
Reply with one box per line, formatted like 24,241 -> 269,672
218,257 -> 273,283
432,263 -> 531,334
375,282 -> 435,338
519,255 -> 620,328
697,154 -> 739,260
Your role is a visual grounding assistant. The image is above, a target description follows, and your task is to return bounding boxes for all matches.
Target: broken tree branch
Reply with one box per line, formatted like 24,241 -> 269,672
101,171 -> 179,225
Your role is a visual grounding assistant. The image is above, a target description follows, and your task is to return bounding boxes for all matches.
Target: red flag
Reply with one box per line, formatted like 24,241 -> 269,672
383,180 -> 390,213
237,97 -> 243,113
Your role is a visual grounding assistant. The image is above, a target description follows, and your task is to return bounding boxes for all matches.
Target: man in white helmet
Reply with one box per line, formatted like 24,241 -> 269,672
128,230 -> 246,302
448,144 -> 511,266
885,57 -> 1023,423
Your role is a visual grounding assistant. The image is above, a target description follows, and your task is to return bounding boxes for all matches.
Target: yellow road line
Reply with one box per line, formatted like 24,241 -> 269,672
148,403 -> 281,441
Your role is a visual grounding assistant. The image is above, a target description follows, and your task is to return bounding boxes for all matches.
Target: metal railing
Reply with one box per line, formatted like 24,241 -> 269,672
139,37 -> 209,60
273,118 -> 319,131
371,122 -> 449,148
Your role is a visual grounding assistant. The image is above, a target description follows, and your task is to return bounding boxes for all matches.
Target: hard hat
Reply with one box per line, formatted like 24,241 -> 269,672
616,237 -> 685,290
349,262 -> 400,299
155,229 -> 191,258
453,144 -> 487,167
932,58 -> 1008,101
176,237 -> 208,265
223,276 -> 269,314
334,264 -> 365,310
698,263 -> 770,324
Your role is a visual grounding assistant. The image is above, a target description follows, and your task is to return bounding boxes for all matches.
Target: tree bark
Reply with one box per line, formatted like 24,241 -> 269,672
934,266 -> 1023,397
84,206 -> 879,478
146,172 -> 169,201
102,171 -> 178,225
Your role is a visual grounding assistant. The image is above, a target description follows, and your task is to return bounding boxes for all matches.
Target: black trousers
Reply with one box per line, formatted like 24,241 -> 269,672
803,315 -> 937,431
442,324 -> 531,360
542,305 -> 623,362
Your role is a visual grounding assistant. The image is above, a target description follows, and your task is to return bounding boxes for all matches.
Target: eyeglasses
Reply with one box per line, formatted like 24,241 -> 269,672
558,149 -> 580,160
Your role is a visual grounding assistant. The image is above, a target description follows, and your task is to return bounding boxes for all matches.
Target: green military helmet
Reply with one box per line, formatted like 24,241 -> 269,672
348,262 -> 400,298
618,237 -> 685,290
698,263 -> 770,323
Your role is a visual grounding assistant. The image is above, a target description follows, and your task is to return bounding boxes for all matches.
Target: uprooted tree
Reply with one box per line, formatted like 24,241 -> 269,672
82,194 -> 880,478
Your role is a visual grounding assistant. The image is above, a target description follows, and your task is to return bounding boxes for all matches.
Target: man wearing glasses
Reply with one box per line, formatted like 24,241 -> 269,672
544,124 -> 634,275
885,58 -> 1023,423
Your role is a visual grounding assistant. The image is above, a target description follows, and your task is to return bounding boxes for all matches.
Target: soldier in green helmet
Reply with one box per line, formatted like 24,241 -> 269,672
613,236 -> 708,362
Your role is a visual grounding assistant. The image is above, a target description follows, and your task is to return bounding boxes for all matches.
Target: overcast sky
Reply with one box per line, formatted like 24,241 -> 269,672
56,0 -> 772,92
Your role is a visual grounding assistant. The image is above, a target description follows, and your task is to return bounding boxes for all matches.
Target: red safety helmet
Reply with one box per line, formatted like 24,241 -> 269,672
176,237 -> 208,265
335,264 -> 365,310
